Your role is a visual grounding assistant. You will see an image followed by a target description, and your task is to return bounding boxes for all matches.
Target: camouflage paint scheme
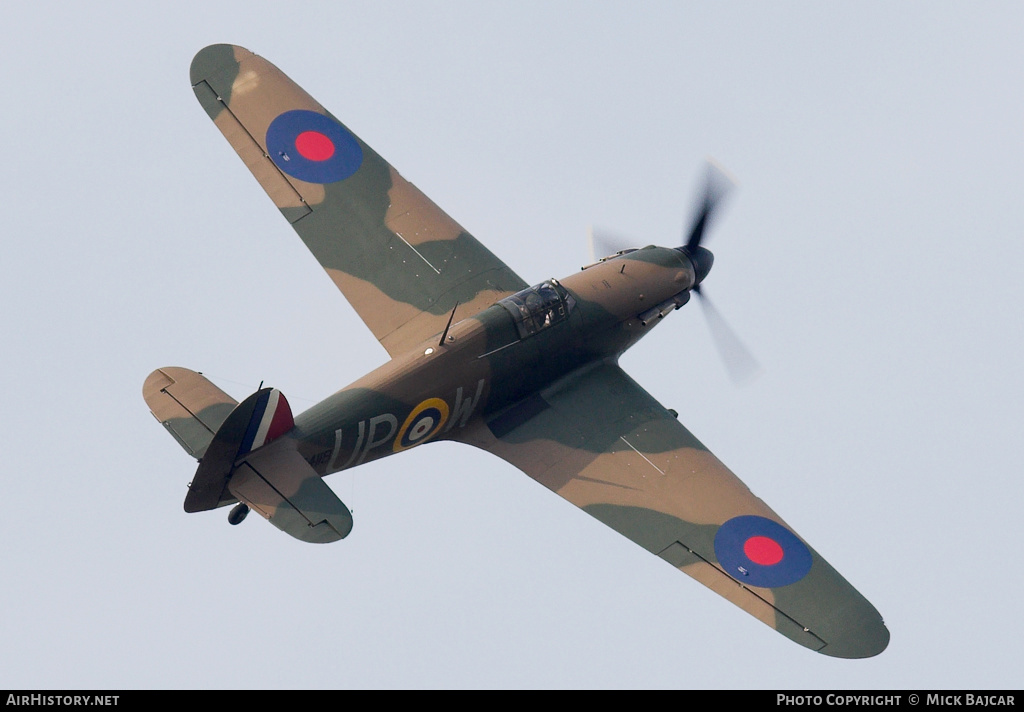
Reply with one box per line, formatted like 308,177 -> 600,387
143,44 -> 889,658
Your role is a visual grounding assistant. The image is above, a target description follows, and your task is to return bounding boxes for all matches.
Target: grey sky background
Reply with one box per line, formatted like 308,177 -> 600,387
2,2 -> 1021,689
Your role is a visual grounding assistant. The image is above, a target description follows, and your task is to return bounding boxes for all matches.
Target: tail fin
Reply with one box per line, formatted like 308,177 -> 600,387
143,367 -> 238,459
147,370 -> 348,542
182,384 -> 350,543
238,388 -> 294,456
183,386 -> 294,513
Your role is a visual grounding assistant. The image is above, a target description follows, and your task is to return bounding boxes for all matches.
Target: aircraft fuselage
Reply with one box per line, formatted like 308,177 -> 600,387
289,245 -> 698,476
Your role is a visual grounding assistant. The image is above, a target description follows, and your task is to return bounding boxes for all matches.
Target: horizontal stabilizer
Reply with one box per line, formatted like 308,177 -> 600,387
230,445 -> 353,543
143,367 -> 238,458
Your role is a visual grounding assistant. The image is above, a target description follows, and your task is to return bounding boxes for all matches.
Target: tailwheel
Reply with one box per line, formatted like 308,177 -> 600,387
228,503 -> 249,526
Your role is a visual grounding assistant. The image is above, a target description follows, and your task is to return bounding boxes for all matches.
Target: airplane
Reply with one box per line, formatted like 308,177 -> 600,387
144,44 -> 889,659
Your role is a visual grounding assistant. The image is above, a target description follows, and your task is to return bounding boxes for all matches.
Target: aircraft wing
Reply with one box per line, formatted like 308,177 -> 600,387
190,45 -> 528,357
457,363 -> 889,658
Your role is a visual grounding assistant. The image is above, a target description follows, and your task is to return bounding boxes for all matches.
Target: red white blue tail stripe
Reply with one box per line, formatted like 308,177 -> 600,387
239,389 -> 294,455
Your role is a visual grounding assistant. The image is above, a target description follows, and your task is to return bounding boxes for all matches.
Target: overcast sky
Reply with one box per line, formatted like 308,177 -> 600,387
2,1 -> 1022,689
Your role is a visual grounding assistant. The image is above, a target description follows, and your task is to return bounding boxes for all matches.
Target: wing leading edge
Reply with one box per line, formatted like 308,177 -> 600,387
457,363 -> 889,658
190,44 -> 528,356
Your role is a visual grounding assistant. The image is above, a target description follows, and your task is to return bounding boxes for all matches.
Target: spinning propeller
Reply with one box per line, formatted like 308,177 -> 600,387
591,161 -> 760,382
677,162 -> 760,383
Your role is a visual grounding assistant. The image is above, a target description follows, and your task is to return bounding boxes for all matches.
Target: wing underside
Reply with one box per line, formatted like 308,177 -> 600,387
190,44 -> 528,356
457,363 -> 889,658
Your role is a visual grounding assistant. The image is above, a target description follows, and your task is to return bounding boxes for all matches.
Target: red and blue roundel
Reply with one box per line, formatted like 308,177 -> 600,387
265,110 -> 362,184
713,515 -> 812,588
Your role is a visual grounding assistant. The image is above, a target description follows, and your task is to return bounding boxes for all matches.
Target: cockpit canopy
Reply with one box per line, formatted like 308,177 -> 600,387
498,280 -> 576,339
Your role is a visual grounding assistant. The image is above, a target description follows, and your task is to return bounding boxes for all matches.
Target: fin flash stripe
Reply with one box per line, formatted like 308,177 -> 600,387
240,389 -> 294,455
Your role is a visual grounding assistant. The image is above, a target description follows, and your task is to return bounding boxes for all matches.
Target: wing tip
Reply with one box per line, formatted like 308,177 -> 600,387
190,44 -> 253,87
818,620 -> 890,659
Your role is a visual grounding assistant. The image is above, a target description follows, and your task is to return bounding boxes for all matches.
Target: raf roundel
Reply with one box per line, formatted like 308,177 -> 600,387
394,398 -> 450,452
714,515 -> 812,588
265,110 -> 363,184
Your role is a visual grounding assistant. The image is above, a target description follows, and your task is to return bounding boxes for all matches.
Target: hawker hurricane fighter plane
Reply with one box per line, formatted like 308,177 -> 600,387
144,45 -> 889,658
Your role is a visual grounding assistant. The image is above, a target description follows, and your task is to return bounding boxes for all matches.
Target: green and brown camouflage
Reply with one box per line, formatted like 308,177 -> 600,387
143,367 -> 237,458
143,44 -> 889,659
190,44 -> 527,357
